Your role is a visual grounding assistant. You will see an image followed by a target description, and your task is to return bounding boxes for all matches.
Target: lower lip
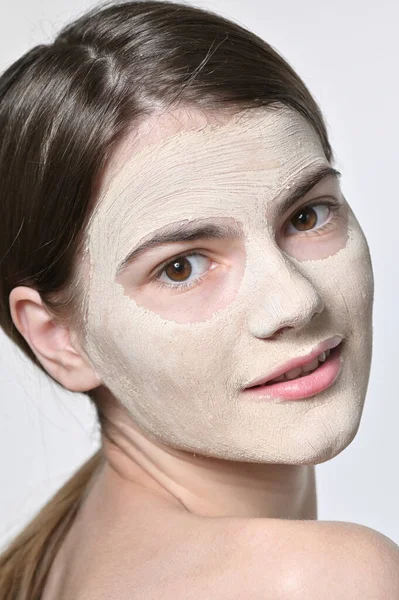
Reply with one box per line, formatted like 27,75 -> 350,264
242,343 -> 343,401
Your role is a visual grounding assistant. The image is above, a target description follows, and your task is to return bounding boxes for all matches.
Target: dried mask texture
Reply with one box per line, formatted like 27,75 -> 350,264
81,107 -> 374,464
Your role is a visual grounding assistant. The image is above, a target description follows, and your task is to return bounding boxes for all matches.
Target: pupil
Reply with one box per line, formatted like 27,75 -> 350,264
165,257 -> 192,281
173,260 -> 184,272
294,207 -> 317,231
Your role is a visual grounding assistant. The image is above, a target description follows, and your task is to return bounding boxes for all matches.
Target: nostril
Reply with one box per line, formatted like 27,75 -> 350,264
270,326 -> 293,340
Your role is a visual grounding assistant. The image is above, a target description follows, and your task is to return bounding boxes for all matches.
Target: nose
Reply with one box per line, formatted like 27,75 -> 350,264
247,252 -> 324,339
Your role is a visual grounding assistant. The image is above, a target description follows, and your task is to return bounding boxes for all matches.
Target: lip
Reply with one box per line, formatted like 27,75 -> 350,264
242,341 -> 343,401
243,335 -> 344,389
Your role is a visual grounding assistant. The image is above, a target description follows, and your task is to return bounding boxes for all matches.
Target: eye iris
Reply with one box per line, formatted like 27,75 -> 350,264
292,207 -> 317,231
164,257 -> 192,282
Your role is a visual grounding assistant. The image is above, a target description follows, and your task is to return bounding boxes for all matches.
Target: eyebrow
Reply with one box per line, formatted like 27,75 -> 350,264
278,165 -> 341,214
116,165 -> 341,273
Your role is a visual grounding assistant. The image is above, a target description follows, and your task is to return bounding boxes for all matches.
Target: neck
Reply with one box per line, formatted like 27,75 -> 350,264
98,394 -> 317,520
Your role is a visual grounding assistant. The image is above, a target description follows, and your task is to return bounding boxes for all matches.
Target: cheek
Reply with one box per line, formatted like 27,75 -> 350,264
85,279 -> 232,391
294,215 -> 374,324
117,247 -> 246,325
120,267 -> 242,324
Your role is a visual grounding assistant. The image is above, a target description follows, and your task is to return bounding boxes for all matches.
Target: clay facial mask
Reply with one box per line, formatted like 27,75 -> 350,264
81,106 -> 374,464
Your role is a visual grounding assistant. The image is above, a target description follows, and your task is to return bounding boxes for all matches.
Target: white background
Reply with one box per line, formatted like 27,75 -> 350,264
1,0 -> 398,548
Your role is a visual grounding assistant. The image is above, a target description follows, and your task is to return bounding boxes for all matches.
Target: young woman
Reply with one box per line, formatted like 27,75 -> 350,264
1,1 -> 398,598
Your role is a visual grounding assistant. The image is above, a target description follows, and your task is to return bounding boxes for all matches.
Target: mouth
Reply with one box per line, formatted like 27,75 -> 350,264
243,339 -> 344,401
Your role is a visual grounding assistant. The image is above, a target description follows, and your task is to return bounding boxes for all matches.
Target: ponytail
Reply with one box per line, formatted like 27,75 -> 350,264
0,1 -> 334,597
0,450 -> 103,599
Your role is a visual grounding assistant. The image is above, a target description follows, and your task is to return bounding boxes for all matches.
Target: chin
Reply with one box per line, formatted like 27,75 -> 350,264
285,417 -> 362,466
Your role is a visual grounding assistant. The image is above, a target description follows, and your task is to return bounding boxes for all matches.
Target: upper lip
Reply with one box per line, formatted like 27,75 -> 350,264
244,335 -> 343,389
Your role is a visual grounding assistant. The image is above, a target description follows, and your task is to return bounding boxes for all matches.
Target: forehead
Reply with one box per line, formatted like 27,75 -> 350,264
104,106 -> 241,180
97,105 -> 324,197
85,105 -> 328,266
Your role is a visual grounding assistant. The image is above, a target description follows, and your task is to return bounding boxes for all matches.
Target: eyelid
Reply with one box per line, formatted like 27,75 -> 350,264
283,197 -> 342,239
286,193 -> 343,216
150,196 -> 343,275
283,194 -> 342,224
152,250 -> 211,279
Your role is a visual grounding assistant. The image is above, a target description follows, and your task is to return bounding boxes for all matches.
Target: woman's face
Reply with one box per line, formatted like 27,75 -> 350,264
81,105 -> 374,464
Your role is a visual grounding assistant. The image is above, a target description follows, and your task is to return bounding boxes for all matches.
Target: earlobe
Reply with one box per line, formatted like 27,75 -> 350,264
9,286 -> 102,393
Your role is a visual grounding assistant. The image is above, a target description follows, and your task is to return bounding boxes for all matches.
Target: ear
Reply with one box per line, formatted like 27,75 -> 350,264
9,286 -> 102,392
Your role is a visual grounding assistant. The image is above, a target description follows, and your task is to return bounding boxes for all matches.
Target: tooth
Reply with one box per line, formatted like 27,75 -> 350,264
271,374 -> 285,383
302,357 -> 320,373
268,350 -> 331,384
284,367 -> 302,380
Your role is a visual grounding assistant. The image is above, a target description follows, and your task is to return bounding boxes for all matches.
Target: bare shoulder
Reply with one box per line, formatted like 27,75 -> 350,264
217,517 -> 399,599
62,509 -> 399,599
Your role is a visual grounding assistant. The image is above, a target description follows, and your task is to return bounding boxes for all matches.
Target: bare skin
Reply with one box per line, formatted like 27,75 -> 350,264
41,461 -> 399,599
41,396 -> 399,600
9,107 -> 399,597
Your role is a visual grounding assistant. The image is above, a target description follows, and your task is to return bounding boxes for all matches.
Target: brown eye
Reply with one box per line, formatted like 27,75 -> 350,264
164,256 -> 192,282
286,204 -> 330,235
292,207 -> 317,231
155,253 -> 212,290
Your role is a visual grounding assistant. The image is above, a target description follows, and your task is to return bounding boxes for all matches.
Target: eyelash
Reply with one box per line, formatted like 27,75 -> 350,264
287,199 -> 341,237
151,199 -> 342,292
152,250 -> 209,292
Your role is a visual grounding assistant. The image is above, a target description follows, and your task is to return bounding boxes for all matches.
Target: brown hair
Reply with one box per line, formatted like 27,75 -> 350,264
0,1 -> 333,597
